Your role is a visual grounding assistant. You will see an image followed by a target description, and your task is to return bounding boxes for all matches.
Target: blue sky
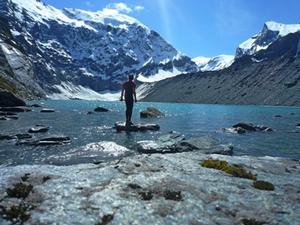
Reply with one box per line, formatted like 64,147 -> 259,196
43,0 -> 300,58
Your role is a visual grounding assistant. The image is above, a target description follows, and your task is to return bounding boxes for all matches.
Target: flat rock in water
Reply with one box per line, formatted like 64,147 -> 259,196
115,122 -> 160,132
140,107 -> 164,118
0,91 -> 26,107
17,136 -> 70,146
0,106 -> 31,112
0,152 -> 298,225
94,107 -> 109,112
40,108 -> 55,113
28,126 -> 49,133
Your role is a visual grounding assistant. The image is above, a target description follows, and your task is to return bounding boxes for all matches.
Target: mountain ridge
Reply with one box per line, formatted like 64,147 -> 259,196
0,0 -> 197,99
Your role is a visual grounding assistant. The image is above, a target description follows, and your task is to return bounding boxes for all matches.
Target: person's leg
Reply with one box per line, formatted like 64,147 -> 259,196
128,101 -> 133,123
125,101 -> 130,122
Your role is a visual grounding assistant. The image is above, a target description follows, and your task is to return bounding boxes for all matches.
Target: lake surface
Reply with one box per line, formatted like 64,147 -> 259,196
1,100 -> 300,166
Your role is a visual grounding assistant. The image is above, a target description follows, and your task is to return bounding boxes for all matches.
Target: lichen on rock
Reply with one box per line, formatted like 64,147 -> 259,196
253,180 -> 275,191
201,159 -> 257,180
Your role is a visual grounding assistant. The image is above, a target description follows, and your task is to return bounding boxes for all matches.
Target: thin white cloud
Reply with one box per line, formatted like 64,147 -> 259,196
85,1 -> 93,7
134,5 -> 144,12
104,2 -> 144,14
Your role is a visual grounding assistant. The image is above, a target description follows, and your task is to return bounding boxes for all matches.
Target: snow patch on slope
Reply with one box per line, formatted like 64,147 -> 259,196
137,68 -> 183,83
48,82 -> 120,101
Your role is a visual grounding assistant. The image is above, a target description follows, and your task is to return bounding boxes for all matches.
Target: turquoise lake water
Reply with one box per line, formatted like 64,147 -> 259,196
0,100 -> 300,166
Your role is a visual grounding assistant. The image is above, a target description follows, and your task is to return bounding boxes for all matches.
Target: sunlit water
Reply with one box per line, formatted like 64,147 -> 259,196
0,100 -> 300,166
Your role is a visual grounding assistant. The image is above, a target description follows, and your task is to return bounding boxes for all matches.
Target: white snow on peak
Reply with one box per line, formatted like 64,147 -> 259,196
264,21 -> 300,36
10,0 -> 148,32
63,8 -> 149,31
193,55 -> 234,71
192,56 -> 211,67
237,21 -> 300,58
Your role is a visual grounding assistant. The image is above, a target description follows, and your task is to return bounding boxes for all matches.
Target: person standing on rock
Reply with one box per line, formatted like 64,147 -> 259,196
120,75 -> 137,126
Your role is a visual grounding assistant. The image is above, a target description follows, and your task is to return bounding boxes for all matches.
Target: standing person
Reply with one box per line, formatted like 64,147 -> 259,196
120,75 -> 137,126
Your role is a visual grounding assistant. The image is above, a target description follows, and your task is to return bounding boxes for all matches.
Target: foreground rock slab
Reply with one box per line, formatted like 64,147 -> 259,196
0,152 -> 299,225
115,122 -> 160,132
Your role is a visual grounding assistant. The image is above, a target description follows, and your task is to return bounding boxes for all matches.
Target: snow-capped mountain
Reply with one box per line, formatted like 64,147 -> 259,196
192,55 -> 234,71
0,0 -> 197,98
236,21 -> 300,58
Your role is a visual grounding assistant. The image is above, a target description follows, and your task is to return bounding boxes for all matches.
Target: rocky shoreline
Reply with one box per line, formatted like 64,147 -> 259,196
0,151 -> 299,225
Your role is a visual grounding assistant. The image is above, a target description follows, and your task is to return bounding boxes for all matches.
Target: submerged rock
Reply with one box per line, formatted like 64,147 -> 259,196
225,122 -> 273,134
94,107 -> 110,112
28,126 -> 50,133
140,107 -> 164,118
17,136 -> 71,146
0,91 -> 26,107
0,134 -> 15,141
137,133 -> 233,155
115,122 -> 160,132
0,152 -> 298,225
40,108 -> 55,113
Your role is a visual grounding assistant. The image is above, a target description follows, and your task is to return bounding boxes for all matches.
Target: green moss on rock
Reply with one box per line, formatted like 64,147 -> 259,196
253,180 -> 274,191
201,159 -> 257,180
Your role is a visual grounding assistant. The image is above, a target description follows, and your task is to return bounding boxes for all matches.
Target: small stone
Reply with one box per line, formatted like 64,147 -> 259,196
94,107 -> 109,112
164,190 -> 182,201
28,126 -> 49,133
40,108 -> 55,113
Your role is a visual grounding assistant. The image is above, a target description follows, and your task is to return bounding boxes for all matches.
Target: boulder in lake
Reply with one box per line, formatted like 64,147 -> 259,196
140,107 -> 164,118
94,107 -> 109,112
28,126 -> 49,133
226,122 -> 273,134
115,122 -> 160,132
0,91 -> 26,107
40,108 -> 55,113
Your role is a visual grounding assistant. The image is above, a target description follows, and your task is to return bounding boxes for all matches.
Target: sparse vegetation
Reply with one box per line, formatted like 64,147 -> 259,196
253,180 -> 274,191
201,159 -> 257,180
6,182 -> 33,199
